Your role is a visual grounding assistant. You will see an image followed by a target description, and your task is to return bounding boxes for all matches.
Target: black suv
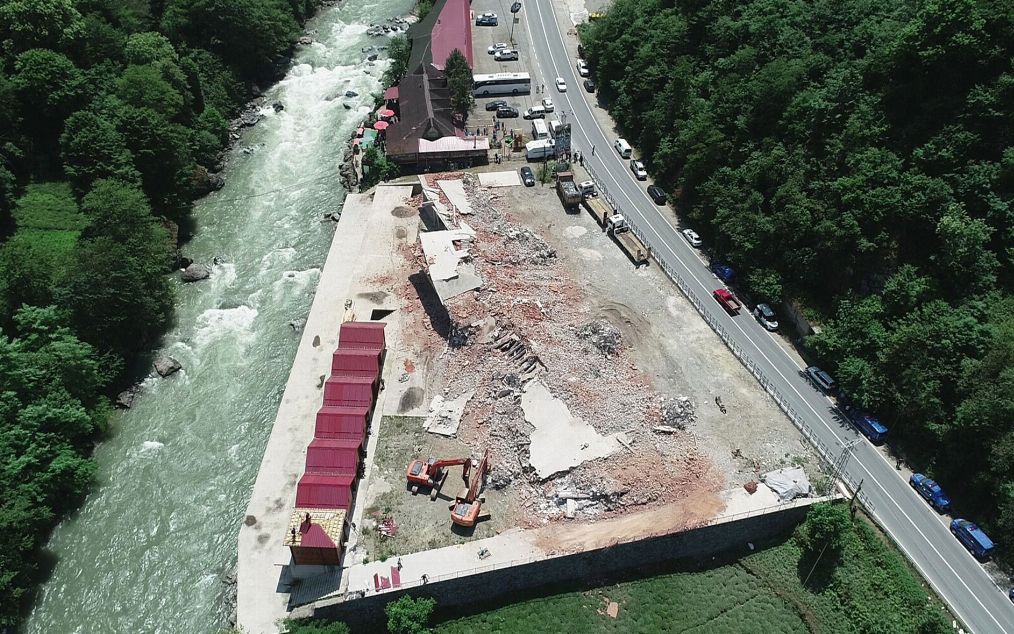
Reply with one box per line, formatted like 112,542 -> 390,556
496,106 -> 519,118
520,166 -> 535,186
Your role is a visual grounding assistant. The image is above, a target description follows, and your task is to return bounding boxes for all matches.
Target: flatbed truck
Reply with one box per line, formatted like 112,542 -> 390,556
606,214 -> 649,266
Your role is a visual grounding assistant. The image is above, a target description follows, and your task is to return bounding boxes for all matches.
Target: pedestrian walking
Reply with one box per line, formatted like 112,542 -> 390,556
397,557 -> 403,570
591,145 -> 596,156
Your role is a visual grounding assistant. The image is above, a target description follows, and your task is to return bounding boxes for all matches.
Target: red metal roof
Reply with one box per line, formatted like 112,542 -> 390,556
295,473 -> 356,509
338,321 -> 387,351
315,405 -> 369,440
305,438 -> 362,475
323,376 -> 375,408
431,0 -> 473,70
331,348 -> 381,379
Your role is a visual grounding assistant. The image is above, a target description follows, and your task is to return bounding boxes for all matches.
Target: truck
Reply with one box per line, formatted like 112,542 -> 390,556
555,171 -> 583,211
713,288 -> 742,314
951,518 -> 995,559
584,196 -> 612,226
711,262 -> 736,282
606,214 -> 649,266
525,138 -> 555,161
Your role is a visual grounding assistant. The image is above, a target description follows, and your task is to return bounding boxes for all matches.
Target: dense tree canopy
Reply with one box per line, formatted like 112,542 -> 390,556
580,0 -> 1014,562
0,0 -> 319,624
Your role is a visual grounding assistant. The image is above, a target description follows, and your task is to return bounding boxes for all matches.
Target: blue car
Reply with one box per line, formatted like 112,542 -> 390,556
711,263 -> 735,282
909,473 -> 951,512
951,519 -> 995,559
848,409 -> 888,444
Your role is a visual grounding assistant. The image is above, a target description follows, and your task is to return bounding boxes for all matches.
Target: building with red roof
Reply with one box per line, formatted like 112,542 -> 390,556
304,437 -> 363,476
331,348 -> 382,380
295,473 -> 356,510
285,508 -> 347,566
314,405 -> 369,440
338,321 -> 387,351
322,375 -> 375,409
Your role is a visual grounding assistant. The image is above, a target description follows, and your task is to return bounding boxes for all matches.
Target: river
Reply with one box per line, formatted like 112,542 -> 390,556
24,1 -> 411,631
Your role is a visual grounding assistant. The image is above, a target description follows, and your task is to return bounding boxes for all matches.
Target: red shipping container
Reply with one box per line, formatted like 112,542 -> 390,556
338,321 -> 387,351
331,348 -> 381,379
295,473 -> 356,509
315,406 -> 369,440
305,438 -> 362,476
323,376 -> 374,409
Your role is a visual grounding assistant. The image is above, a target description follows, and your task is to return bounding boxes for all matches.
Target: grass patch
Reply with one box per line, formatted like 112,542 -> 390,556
434,504 -> 952,634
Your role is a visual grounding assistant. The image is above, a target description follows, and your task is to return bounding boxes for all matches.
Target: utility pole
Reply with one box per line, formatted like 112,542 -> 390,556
509,2 -> 522,46
825,439 -> 859,496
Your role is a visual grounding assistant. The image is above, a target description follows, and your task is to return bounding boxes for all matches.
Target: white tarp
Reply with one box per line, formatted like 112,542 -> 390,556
760,466 -> 811,500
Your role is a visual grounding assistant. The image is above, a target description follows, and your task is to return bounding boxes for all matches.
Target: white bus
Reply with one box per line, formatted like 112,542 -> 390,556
473,72 -> 532,96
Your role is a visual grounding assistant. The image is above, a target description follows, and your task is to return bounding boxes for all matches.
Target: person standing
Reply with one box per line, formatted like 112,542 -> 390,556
591,145 -> 596,156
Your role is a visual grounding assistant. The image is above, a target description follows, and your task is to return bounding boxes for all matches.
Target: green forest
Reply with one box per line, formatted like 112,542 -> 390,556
579,0 -> 1014,560
0,0 -> 316,625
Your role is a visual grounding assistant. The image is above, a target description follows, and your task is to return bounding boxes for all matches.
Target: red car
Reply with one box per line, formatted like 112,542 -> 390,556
713,289 -> 742,314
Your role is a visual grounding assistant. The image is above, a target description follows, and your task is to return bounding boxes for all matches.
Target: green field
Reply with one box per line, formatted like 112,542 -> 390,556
435,505 -> 952,634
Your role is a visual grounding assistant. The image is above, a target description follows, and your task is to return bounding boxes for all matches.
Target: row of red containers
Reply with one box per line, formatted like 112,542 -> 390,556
295,321 -> 387,510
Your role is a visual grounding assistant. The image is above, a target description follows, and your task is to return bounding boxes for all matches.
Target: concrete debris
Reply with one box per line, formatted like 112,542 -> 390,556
744,480 -> 758,494
660,396 -> 696,430
566,498 -> 577,519
653,425 -> 681,434
576,319 -> 622,357
398,373 -> 410,383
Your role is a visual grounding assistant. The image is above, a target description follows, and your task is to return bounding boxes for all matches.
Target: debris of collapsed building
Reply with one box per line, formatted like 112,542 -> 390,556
380,172 -> 717,523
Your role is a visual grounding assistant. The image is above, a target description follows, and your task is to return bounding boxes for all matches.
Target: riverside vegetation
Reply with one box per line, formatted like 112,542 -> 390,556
0,0 -> 321,625
580,0 -> 1014,564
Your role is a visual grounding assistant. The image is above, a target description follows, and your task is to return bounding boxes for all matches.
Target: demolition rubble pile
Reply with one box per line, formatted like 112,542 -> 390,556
386,173 -> 716,521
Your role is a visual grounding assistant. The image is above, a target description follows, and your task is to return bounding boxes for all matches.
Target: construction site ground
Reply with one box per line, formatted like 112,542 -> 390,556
346,168 -> 820,564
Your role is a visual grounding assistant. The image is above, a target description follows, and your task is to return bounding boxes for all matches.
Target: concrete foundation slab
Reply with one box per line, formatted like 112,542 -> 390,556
478,170 -> 522,187
437,179 -> 473,215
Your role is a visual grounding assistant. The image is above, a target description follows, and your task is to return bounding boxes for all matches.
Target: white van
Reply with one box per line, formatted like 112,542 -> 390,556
523,105 -> 547,120
548,119 -> 562,138
525,138 -> 556,161
614,138 -> 632,158
531,119 -> 549,140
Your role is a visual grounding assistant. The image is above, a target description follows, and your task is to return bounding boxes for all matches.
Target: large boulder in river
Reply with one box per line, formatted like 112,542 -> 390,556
154,356 -> 182,378
193,169 -> 225,196
182,263 -> 210,282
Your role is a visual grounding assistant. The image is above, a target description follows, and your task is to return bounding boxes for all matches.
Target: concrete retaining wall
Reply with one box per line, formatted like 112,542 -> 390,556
310,502 -> 811,630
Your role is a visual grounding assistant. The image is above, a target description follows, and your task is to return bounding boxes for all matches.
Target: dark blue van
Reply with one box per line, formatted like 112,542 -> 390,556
849,409 -> 888,444
951,519 -> 995,559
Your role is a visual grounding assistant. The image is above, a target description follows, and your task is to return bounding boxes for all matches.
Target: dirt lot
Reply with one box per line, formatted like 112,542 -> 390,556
352,168 -> 818,561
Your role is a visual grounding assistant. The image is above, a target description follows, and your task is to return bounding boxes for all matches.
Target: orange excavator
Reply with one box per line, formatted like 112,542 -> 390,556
450,449 -> 490,527
406,457 -> 471,501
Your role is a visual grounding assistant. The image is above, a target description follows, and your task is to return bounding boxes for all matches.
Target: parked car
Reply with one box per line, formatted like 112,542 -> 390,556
523,106 -> 546,119
541,98 -> 554,112
848,408 -> 888,444
951,519 -> 995,559
629,159 -> 647,180
496,106 -> 519,118
487,43 -> 509,54
713,289 -> 742,314
711,262 -> 735,282
682,228 -> 702,247
485,99 -> 508,111
753,303 -> 778,330
583,79 -> 596,92
494,49 -> 518,62
647,185 -> 666,205
520,166 -> 535,187
476,12 -> 498,25
576,60 -> 590,76
909,473 -> 951,512
555,77 -> 567,92
805,366 -> 836,393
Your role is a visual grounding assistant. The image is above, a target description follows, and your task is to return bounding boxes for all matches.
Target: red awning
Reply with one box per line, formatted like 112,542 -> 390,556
383,86 -> 399,101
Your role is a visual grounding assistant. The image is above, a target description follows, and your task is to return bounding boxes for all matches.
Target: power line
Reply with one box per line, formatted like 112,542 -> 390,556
202,169 -> 346,204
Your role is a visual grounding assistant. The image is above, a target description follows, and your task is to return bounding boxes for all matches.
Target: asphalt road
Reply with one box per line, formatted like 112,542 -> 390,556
511,3 -> 1014,632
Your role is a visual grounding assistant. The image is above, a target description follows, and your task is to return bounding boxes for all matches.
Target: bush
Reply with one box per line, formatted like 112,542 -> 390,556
386,596 -> 436,634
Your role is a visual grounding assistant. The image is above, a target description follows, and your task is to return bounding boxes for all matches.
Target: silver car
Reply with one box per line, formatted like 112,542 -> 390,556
753,303 -> 778,330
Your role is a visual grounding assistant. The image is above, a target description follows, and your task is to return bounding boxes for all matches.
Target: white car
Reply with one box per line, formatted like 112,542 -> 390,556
555,77 -> 567,92
629,159 -> 647,180
682,228 -> 703,247
541,98 -> 554,112
577,60 -> 590,76
488,42 -> 509,54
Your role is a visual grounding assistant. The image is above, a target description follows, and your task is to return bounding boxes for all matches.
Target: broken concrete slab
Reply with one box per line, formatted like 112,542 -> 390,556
520,380 -> 620,479
422,391 -> 474,436
436,179 -> 473,215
